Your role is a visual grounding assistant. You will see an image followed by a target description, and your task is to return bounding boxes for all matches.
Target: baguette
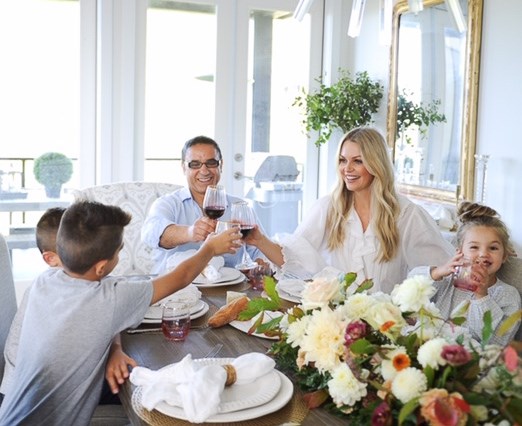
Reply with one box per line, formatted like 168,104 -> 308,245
208,296 -> 249,328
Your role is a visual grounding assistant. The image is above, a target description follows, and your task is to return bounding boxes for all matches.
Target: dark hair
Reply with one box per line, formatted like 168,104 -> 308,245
456,201 -> 515,257
56,201 -> 131,274
36,207 -> 66,253
181,135 -> 222,161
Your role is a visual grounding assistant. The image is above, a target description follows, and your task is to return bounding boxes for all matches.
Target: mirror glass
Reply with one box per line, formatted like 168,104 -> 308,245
387,0 -> 483,204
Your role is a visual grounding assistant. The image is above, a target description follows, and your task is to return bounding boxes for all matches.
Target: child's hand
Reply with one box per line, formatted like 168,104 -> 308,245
470,261 -> 489,298
105,343 -> 137,394
431,252 -> 465,281
205,227 -> 242,256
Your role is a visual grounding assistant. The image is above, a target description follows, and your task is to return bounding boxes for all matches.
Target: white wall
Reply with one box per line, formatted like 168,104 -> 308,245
476,0 -> 522,255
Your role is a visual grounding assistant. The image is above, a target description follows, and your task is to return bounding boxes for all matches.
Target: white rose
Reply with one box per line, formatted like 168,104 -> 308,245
417,338 -> 448,369
364,301 -> 405,337
391,275 -> 435,312
301,277 -> 341,310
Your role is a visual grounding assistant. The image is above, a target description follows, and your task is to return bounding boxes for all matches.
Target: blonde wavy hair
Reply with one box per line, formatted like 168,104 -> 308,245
325,127 -> 401,262
456,201 -> 515,258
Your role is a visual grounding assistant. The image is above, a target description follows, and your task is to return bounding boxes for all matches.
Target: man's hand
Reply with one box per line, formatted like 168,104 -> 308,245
188,217 -> 217,242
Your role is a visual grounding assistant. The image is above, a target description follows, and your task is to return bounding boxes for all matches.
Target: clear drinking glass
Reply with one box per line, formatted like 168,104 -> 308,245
230,201 -> 258,271
451,257 -> 478,292
202,185 -> 227,220
161,301 -> 191,341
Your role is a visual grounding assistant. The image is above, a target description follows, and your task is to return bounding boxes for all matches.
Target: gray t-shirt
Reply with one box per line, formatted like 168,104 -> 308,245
0,268 -> 153,426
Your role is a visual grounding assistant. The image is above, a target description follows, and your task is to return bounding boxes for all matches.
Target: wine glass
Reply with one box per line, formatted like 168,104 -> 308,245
202,185 -> 226,220
230,201 -> 258,270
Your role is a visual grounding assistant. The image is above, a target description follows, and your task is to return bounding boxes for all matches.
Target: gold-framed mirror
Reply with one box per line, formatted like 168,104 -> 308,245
387,0 -> 483,205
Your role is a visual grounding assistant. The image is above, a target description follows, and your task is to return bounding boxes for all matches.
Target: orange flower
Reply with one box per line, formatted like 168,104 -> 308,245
419,389 -> 469,426
380,321 -> 395,333
392,353 -> 411,371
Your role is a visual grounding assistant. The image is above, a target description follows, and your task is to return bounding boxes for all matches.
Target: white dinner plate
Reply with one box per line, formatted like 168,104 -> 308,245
153,359 -> 293,423
229,311 -> 282,340
141,302 -> 209,324
192,267 -> 242,285
277,279 -> 305,297
144,299 -> 205,320
155,358 -> 281,414
193,273 -> 246,288
276,279 -> 306,303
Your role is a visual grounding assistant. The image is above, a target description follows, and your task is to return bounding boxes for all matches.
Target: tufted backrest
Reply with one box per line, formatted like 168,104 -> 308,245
0,233 -> 17,381
72,182 -> 183,276
498,256 -> 522,341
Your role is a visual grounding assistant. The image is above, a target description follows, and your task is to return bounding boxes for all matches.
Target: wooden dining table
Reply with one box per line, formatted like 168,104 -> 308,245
118,280 -> 347,426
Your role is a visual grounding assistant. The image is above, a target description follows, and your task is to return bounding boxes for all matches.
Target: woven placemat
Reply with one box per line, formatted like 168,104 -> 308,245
131,383 -> 308,426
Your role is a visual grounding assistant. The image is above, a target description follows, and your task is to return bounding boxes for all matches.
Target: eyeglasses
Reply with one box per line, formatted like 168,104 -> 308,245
184,159 -> 221,170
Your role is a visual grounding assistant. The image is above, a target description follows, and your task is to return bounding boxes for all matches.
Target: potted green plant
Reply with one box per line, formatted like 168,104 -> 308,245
293,70 -> 384,147
33,152 -> 73,198
396,89 -> 446,143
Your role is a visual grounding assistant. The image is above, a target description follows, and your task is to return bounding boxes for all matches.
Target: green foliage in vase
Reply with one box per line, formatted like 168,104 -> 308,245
397,89 -> 447,143
293,70 -> 384,147
33,152 -> 73,188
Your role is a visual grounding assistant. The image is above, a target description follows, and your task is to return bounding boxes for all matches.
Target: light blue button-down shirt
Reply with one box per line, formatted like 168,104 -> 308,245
141,186 -> 266,274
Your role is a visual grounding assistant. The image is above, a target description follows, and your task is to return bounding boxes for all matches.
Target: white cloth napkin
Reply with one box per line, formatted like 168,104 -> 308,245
166,250 -> 224,282
130,353 -> 275,423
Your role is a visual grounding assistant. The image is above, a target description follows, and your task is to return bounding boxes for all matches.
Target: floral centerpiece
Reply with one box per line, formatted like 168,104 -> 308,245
241,274 -> 522,425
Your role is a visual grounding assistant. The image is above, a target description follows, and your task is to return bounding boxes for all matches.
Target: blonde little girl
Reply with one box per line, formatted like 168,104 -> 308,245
412,201 -> 521,345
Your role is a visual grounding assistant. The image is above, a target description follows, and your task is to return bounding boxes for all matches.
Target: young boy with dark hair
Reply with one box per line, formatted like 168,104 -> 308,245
0,207 -> 66,400
1,206 -> 140,405
0,200 -> 240,424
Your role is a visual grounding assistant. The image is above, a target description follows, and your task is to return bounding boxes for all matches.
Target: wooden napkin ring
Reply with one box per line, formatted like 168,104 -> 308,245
222,364 -> 237,386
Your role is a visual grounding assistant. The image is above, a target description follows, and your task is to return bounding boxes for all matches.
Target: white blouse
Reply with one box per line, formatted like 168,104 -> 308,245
279,195 -> 454,294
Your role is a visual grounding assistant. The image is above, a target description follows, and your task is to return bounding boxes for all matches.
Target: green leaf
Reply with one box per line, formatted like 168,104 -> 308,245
451,316 -> 468,326
398,398 -> 419,425
462,392 -> 490,405
344,272 -> 357,289
481,310 -> 493,345
497,310 -> 522,337
356,279 -> 374,293
237,298 -> 279,320
424,365 -> 435,387
349,338 -> 377,355
263,276 -> 280,303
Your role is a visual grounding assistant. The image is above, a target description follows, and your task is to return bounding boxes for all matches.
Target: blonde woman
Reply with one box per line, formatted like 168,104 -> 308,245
246,127 -> 453,293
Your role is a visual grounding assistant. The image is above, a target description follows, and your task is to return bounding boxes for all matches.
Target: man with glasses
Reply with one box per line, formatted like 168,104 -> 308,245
142,135 -> 266,274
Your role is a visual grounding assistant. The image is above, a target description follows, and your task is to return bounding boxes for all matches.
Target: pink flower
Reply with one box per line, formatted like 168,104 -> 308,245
503,345 -> 519,372
371,401 -> 392,426
344,320 -> 368,346
441,345 -> 472,366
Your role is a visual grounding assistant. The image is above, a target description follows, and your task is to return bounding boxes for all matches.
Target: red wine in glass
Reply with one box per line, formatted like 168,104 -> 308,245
204,206 -> 226,219
240,225 -> 254,238
231,201 -> 258,269
203,185 -> 226,220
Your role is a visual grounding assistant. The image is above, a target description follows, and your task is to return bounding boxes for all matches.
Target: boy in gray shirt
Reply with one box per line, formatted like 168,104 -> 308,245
0,200 -> 240,425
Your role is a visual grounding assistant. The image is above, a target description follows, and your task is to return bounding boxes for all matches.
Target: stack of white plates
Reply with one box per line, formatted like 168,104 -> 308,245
276,279 -> 306,303
142,299 -> 209,324
192,267 -> 245,288
149,358 -> 294,422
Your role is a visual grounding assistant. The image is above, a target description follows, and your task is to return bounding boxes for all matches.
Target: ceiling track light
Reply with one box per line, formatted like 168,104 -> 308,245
379,0 -> 393,45
348,0 -> 367,38
293,0 -> 315,22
